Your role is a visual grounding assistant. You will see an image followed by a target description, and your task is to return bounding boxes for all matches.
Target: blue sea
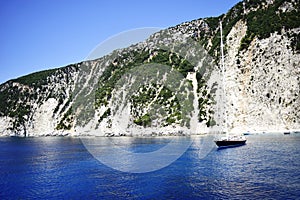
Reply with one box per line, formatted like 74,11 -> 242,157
1,134 -> 300,199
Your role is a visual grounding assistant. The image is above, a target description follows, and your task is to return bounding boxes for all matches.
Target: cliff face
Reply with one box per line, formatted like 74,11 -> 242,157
0,0 -> 299,137
225,21 -> 300,133
0,66 -> 79,136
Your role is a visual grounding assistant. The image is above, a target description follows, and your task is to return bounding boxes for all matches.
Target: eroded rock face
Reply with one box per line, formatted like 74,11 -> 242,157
225,21 -> 300,133
0,65 -> 79,137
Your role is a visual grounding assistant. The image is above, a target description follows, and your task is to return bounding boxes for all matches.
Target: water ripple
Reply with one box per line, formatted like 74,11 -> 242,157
0,135 -> 299,199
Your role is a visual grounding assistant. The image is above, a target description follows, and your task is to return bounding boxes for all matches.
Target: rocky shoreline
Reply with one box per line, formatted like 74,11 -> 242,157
2,129 -> 300,138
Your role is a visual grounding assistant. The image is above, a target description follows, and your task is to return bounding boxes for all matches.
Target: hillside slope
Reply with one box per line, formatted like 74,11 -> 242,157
0,0 -> 299,136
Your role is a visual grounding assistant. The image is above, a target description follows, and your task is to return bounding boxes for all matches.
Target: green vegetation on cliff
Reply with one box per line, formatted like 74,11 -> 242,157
240,0 -> 300,51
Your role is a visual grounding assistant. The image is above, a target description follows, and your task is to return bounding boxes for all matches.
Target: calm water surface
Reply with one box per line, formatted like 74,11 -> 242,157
0,134 -> 299,199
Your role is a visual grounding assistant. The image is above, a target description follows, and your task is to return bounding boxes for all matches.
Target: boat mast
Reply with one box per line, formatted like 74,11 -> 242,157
220,21 -> 228,136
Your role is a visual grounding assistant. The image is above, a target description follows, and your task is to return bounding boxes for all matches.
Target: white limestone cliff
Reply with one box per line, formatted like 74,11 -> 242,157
225,21 -> 300,133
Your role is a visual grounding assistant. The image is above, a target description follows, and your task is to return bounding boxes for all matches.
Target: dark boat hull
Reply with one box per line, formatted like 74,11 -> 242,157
215,140 -> 246,147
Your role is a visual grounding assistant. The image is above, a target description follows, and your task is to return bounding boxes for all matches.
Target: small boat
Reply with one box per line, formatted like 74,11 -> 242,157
283,132 -> 290,135
215,135 -> 247,147
214,21 -> 247,148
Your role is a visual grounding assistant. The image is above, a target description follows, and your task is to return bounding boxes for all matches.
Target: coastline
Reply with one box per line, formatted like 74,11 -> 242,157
1,129 -> 300,138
